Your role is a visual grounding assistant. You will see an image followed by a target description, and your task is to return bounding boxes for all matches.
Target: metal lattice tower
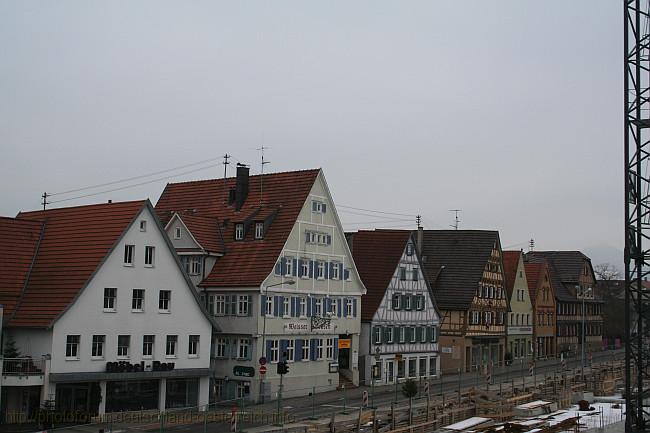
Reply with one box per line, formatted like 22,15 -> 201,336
625,1 -> 650,431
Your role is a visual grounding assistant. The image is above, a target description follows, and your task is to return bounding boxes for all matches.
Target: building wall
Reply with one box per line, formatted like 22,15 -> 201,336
207,171 -> 365,402
506,255 -> 533,360
532,266 -> 556,358
362,237 -> 440,385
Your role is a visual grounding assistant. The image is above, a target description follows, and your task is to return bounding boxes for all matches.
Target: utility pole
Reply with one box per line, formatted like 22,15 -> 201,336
41,192 -> 49,210
416,214 -> 422,228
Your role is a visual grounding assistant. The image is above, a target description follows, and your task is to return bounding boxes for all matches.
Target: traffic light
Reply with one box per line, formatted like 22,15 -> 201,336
277,361 -> 290,375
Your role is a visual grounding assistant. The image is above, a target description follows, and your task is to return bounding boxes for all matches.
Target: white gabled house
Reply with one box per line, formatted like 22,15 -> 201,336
347,229 -> 441,386
0,200 -> 216,420
155,167 -> 366,402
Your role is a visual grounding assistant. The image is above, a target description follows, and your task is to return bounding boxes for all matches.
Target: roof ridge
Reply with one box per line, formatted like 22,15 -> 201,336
17,199 -> 147,218
166,168 -> 321,187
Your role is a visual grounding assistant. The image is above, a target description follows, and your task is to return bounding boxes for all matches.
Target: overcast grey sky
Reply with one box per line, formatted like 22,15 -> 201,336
0,1 -> 622,263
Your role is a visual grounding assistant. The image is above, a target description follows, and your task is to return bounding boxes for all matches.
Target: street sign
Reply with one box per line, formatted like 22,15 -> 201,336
259,356 -> 267,365
233,365 -> 255,378
259,365 -> 267,375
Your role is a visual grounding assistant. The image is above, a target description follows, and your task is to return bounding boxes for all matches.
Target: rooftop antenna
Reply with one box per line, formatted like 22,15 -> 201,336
449,209 -> 461,230
416,215 -> 422,229
257,146 -> 270,205
41,192 -> 49,210
529,238 -> 535,252
222,154 -> 231,181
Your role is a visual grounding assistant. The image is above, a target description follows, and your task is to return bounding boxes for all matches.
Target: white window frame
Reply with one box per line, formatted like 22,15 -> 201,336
270,340 -> 279,363
214,295 -> 226,316
332,262 -> 341,280
117,335 -> 130,359
286,340 -> 295,362
331,299 -> 338,318
132,288 -> 144,312
387,327 -> 394,344
166,335 -> 178,357
301,259 -> 309,278
412,267 -> 419,281
238,338 -> 250,359
66,335 -> 80,360
124,244 -> 135,266
373,326 -> 381,344
415,295 -> 424,310
189,335 -> 200,357
315,298 -> 323,317
410,326 -> 417,343
299,297 -> 307,318
420,326 -> 427,343
215,338 -> 227,358
285,257 -> 293,277
283,297 -> 290,317
254,222 -> 264,239
326,338 -> 335,359
317,261 -> 325,279
143,335 -> 154,358
301,339 -> 310,361
174,226 -> 181,239
139,220 -> 147,232
91,335 -> 105,359
346,298 -> 353,317
404,294 -> 412,310
235,224 -> 244,240
104,287 -> 117,312
316,339 -> 323,360
265,295 -> 273,316
159,290 -> 171,313
190,257 -> 202,275
398,326 -> 406,343
144,246 -> 155,267
238,295 -> 250,316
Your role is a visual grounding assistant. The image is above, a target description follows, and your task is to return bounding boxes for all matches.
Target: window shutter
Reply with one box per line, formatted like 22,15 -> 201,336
280,257 -> 287,275
326,298 -> 332,314
290,297 -> 297,317
322,203 -> 327,213
326,235 -> 331,245
261,295 -> 267,316
247,296 -> 252,316
274,296 -> 280,316
342,298 -> 347,317
310,339 -> 318,361
231,340 -> 238,359
433,326 -> 438,343
280,340 -> 288,361
295,339 -> 303,362
426,326 -> 433,342
275,261 -> 281,276
353,299 -> 357,317
312,201 -> 317,212
231,296 -> 237,316
308,261 -> 314,278
344,269 -> 350,280
293,259 -> 298,276
266,340 -> 272,361
334,338 -> 339,360
328,262 -> 334,279
298,259 -> 303,277
383,326 -> 389,343
307,297 -> 312,317
337,299 -> 342,317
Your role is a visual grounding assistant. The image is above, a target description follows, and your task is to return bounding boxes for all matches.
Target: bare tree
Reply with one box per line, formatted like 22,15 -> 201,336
594,263 -> 621,281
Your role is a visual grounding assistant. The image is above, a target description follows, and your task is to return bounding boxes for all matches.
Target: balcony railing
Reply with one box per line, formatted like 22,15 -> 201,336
2,357 -> 44,375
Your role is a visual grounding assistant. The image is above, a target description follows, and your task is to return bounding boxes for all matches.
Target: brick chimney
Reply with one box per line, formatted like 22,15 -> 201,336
235,164 -> 249,211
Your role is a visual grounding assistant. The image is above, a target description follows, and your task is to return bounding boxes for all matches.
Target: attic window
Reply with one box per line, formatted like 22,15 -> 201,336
254,222 -> 264,239
140,220 -> 147,232
406,244 -> 414,256
235,224 -> 244,240
311,200 -> 327,214
174,227 -> 181,239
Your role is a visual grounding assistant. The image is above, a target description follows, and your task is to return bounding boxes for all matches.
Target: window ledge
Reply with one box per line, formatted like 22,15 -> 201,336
132,309 -> 144,313
103,308 -> 116,313
123,263 -> 134,267
188,355 -> 199,359
65,357 -> 80,361
145,265 -> 155,268
91,357 -> 104,361
165,355 -> 177,359
159,310 -> 171,314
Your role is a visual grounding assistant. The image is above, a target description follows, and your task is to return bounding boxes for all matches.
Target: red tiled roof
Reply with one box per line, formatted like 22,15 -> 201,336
173,214 -> 224,254
502,251 -> 522,297
0,218 -> 43,320
155,169 -> 320,287
524,261 -> 545,304
348,230 -> 411,321
6,200 -> 146,328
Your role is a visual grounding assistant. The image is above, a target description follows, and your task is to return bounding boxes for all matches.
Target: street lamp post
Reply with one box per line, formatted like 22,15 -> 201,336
259,280 -> 295,404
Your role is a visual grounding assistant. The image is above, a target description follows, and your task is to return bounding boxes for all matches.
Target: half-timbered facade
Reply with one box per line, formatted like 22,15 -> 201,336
502,251 -> 533,361
156,167 -> 366,402
523,259 -> 556,358
525,251 -> 602,356
418,230 -> 508,373
348,230 -> 441,386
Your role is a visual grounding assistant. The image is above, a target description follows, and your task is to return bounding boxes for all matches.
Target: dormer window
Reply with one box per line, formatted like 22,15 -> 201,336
254,222 -> 264,239
406,244 -> 414,256
235,223 -> 244,240
174,227 -> 181,239
140,220 -> 147,232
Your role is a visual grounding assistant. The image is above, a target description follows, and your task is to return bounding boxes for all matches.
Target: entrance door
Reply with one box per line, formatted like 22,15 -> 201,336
386,360 -> 395,384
